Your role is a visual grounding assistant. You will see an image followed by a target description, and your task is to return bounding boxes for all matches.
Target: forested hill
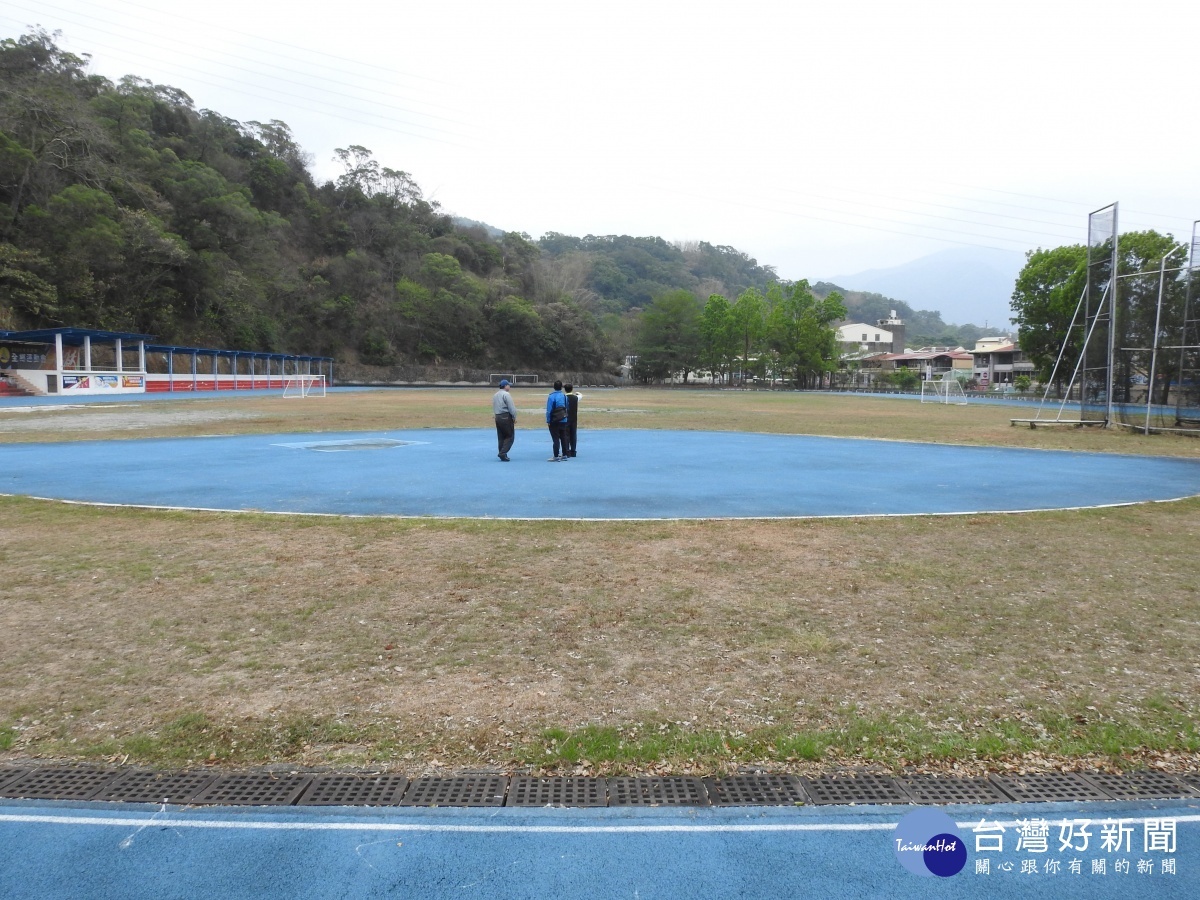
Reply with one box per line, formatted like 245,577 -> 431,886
0,31 -> 791,374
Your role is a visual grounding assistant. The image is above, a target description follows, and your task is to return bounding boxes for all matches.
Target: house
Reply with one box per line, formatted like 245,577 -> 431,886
970,337 -> 1035,387
836,322 -> 893,355
860,349 -> 973,380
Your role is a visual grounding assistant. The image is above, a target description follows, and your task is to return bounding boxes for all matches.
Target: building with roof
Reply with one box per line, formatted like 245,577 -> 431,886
859,349 -> 974,382
969,336 -> 1034,387
0,328 -> 332,397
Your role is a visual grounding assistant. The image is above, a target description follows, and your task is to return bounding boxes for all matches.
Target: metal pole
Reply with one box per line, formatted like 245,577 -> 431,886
1106,203 -> 1119,426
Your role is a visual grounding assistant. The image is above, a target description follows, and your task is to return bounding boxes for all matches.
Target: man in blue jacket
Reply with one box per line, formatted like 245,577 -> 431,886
545,380 -> 569,461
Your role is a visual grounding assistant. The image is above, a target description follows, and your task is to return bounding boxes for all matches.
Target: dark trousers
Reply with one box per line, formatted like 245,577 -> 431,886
548,421 -> 567,457
565,421 -> 578,457
495,414 -> 514,456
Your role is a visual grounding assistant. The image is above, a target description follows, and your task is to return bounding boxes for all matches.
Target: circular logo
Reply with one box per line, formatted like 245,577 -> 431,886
893,808 -> 967,877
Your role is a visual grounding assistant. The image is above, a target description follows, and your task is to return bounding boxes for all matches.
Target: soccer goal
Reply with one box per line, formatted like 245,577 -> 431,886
282,374 -> 326,398
920,378 -> 968,405
490,373 -> 538,385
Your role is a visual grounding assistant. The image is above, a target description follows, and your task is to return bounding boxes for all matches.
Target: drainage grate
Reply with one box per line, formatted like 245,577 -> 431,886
801,773 -> 913,805
989,773 -> 1114,803
1182,774 -> 1200,794
400,776 -> 508,807
94,770 -> 217,804
190,773 -> 313,806
1078,772 -> 1200,801
507,776 -> 609,807
1,768 -> 121,800
608,777 -> 709,806
297,774 -> 410,806
0,769 -> 28,793
705,774 -> 807,806
898,775 -> 1012,806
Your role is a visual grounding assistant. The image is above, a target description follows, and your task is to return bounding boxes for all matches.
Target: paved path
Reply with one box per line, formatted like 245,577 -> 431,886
1,799 -> 1196,898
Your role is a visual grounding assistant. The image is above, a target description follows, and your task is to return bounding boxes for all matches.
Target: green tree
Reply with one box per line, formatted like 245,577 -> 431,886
731,287 -> 767,382
766,281 -> 845,387
633,289 -> 702,382
1011,244 -> 1088,388
699,293 -> 736,384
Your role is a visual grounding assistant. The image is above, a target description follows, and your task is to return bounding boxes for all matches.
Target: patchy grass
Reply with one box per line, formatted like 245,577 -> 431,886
1,388 -> 1199,774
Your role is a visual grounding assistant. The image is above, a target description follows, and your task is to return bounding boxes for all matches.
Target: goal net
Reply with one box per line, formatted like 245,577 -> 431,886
490,373 -> 538,385
920,378 -> 968,405
282,374 -> 326,398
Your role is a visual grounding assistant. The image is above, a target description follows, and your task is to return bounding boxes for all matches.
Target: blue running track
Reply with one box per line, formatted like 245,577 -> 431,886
2,429 -> 1199,518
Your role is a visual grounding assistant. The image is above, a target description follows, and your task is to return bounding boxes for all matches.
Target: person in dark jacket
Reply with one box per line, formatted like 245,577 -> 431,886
492,379 -> 517,461
545,380 -> 569,461
563,383 -> 580,458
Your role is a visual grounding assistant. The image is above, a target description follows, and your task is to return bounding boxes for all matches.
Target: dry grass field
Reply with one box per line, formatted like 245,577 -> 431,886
1,387 -> 1198,776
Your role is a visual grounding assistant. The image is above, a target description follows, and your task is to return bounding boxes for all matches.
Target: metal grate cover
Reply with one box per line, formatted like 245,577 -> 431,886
400,775 -> 508,807
989,773 -> 1114,803
1078,772 -> 1200,801
94,770 -> 217,804
705,774 -> 807,806
0,768 -> 28,793
608,777 -> 709,806
1,768 -> 120,800
190,773 -> 313,806
898,775 -> 1012,805
801,773 -> 913,805
506,776 -> 608,807
298,774 -> 410,806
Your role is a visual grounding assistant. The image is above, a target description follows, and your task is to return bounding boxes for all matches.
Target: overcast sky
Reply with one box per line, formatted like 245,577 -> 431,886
4,0 -> 1198,288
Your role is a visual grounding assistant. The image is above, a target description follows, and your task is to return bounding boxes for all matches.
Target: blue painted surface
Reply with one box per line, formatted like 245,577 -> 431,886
2,429 -> 1199,519
0,800 -> 1196,899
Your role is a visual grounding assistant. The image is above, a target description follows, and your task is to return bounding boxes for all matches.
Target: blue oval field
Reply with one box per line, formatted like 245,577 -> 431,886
4,428 -> 1200,518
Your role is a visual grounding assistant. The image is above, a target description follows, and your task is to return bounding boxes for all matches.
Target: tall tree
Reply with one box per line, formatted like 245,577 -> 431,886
1010,244 -> 1088,386
633,289 -> 703,382
731,287 -> 767,381
699,293 -> 736,384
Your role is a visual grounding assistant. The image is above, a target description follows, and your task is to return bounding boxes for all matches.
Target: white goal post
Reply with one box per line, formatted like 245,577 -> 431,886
282,374 -> 327,398
490,373 -> 539,385
920,378 -> 968,405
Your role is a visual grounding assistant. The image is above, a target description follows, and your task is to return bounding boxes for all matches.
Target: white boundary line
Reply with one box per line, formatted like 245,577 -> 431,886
1,812 -> 1198,834
2,492 -> 1198,523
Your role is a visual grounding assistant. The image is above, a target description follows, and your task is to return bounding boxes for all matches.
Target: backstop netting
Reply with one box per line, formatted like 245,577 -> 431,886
1176,221 -> 1200,428
1080,203 -> 1117,423
1107,219 -> 1200,431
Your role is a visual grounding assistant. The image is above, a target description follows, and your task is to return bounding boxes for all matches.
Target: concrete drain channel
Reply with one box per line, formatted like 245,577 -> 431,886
2,768 -> 1199,807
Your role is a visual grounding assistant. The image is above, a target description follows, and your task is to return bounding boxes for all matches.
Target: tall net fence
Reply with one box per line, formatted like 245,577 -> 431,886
1107,220 -> 1200,431
1177,223 -> 1200,428
1081,204 -> 1117,423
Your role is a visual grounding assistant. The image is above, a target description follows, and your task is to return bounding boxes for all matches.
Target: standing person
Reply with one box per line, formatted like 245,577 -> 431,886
545,379 -> 569,461
563,383 -> 581,458
492,379 -> 517,461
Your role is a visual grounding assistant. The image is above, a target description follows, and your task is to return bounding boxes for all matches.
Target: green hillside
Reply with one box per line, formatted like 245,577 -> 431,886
0,30 -> 979,373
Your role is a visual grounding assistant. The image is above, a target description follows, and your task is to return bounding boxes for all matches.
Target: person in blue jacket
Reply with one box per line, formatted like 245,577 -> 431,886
545,380 -> 569,461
